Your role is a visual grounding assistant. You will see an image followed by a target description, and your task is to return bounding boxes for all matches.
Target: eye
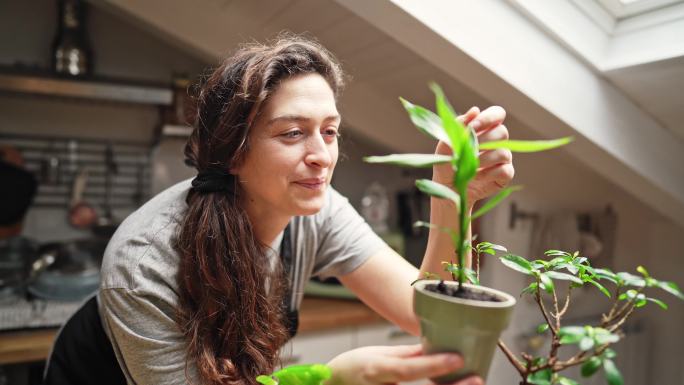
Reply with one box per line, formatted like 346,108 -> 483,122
323,127 -> 340,138
282,130 -> 303,139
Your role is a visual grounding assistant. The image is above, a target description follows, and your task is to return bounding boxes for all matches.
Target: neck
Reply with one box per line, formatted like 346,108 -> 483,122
244,203 -> 291,247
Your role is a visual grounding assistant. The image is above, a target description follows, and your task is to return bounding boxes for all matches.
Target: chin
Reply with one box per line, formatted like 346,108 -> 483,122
293,198 -> 326,216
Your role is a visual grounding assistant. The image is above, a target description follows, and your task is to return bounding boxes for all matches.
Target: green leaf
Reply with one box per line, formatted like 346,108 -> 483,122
472,185 -> 524,219
603,359 -> 624,385
559,326 -> 586,345
521,282 -> 539,296
430,83 -> 466,153
617,272 -> 646,288
478,137 -> 573,152
477,242 -> 507,252
537,323 -> 550,333
579,336 -> 595,351
657,281 -> 684,300
581,357 -> 602,377
528,368 -> 553,385
635,293 -> 647,307
256,375 -> 277,385
500,254 -> 534,275
399,97 -> 450,145
586,278 -> 611,298
455,134 -> 479,194
363,154 -> 453,168
540,272 -> 555,294
556,376 -> 580,385
546,271 -> 583,284
464,268 -> 480,285
594,268 -> 618,284
594,330 -> 619,345
547,257 -> 567,268
646,297 -> 668,310
545,250 -> 572,258
555,262 -> 579,275
413,221 -> 458,241
636,265 -> 650,278
415,179 -> 461,206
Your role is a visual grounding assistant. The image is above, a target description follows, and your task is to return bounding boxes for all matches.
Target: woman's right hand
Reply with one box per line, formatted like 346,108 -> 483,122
325,344 -> 483,385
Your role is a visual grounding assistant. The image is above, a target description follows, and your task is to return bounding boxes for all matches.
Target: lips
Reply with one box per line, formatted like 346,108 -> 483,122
294,177 -> 326,190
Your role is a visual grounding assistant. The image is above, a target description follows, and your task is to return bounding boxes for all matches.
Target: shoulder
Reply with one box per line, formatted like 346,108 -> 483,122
100,179 -> 191,292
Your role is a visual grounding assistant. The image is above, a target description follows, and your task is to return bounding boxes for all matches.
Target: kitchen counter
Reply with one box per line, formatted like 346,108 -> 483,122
0,296 -> 385,365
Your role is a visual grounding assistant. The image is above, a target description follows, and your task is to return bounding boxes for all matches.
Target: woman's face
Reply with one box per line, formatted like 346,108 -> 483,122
233,73 -> 340,218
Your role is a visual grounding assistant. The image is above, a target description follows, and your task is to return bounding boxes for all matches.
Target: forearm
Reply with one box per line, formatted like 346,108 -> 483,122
420,197 -> 474,280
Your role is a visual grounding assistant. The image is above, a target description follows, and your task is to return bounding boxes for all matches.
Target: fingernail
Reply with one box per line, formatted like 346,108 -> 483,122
469,120 -> 481,131
444,354 -> 462,366
466,377 -> 484,385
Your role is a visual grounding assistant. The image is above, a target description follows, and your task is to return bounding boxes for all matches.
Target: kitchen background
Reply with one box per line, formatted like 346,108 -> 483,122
1,0 -> 683,384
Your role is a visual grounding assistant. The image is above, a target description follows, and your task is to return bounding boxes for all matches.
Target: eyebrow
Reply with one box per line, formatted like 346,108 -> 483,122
267,114 -> 341,126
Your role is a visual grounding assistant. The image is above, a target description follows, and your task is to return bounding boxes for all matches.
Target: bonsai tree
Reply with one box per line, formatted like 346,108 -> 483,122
364,83 -> 684,385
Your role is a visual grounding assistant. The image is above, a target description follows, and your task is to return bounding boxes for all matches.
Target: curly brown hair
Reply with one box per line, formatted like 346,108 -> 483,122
176,33 -> 346,385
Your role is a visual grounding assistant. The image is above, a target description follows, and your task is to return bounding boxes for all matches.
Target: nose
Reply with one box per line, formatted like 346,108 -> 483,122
304,133 -> 333,168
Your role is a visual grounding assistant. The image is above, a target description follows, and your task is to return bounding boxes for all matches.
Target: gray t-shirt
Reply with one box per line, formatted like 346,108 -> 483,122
97,179 -> 387,385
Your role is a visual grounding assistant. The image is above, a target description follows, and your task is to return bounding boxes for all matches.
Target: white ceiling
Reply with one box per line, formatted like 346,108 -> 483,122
95,0 -> 494,154
515,0 -> 684,142
96,0 -> 684,227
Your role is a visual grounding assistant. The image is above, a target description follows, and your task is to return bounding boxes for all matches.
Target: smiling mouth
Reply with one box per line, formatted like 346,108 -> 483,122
294,181 -> 326,190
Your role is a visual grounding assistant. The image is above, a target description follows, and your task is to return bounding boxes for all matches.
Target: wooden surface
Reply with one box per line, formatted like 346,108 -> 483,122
0,296 -> 383,365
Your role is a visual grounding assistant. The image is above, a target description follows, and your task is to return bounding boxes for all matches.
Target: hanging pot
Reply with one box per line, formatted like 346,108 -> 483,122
413,281 -> 516,383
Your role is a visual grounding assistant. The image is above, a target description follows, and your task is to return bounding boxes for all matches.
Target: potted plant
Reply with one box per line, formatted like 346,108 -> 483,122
490,250 -> 683,385
364,83 -> 684,385
364,83 -> 571,382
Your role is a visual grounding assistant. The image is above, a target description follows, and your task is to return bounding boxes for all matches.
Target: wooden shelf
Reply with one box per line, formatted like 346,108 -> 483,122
0,72 -> 172,106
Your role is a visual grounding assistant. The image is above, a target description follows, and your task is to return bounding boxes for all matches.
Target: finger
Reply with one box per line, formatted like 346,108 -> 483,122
373,353 -> 464,382
382,344 -> 424,358
476,124 -> 509,142
469,106 -> 506,134
457,106 -> 480,124
478,148 -> 512,169
475,163 -> 515,189
448,375 -> 485,385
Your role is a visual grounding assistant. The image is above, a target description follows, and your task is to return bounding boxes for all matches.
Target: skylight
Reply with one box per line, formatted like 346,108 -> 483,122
596,0 -> 684,19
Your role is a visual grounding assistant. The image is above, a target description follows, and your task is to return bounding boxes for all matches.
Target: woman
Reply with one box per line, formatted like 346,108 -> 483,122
80,34 -> 511,385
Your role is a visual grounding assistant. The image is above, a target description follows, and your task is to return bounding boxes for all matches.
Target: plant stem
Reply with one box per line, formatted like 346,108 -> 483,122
535,285 -> 557,336
456,189 -> 469,291
497,339 -> 526,375
475,250 -> 481,282
558,286 -> 572,318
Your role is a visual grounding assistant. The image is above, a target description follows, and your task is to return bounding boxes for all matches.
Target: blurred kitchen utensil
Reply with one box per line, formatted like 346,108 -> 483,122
92,143 -> 119,238
68,167 -> 97,229
39,142 -> 61,185
27,238 -> 104,301
0,236 -> 40,302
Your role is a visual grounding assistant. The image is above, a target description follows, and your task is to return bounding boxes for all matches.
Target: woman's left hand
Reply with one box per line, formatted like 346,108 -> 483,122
432,106 -> 515,206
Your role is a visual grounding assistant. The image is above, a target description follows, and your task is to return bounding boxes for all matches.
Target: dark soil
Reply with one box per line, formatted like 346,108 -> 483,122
426,281 -> 503,302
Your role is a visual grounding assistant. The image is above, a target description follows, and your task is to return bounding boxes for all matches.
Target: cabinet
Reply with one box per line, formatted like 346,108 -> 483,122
282,322 -> 423,384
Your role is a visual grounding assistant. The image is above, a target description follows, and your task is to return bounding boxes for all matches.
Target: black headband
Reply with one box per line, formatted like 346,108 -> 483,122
191,168 -> 236,195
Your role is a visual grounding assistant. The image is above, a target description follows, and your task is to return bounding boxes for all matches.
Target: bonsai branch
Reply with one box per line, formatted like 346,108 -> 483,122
535,288 -> 557,336
498,339 -> 525,375
557,287 -> 572,318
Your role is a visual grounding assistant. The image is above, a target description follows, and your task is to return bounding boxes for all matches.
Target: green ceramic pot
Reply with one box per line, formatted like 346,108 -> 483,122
413,280 -> 516,383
